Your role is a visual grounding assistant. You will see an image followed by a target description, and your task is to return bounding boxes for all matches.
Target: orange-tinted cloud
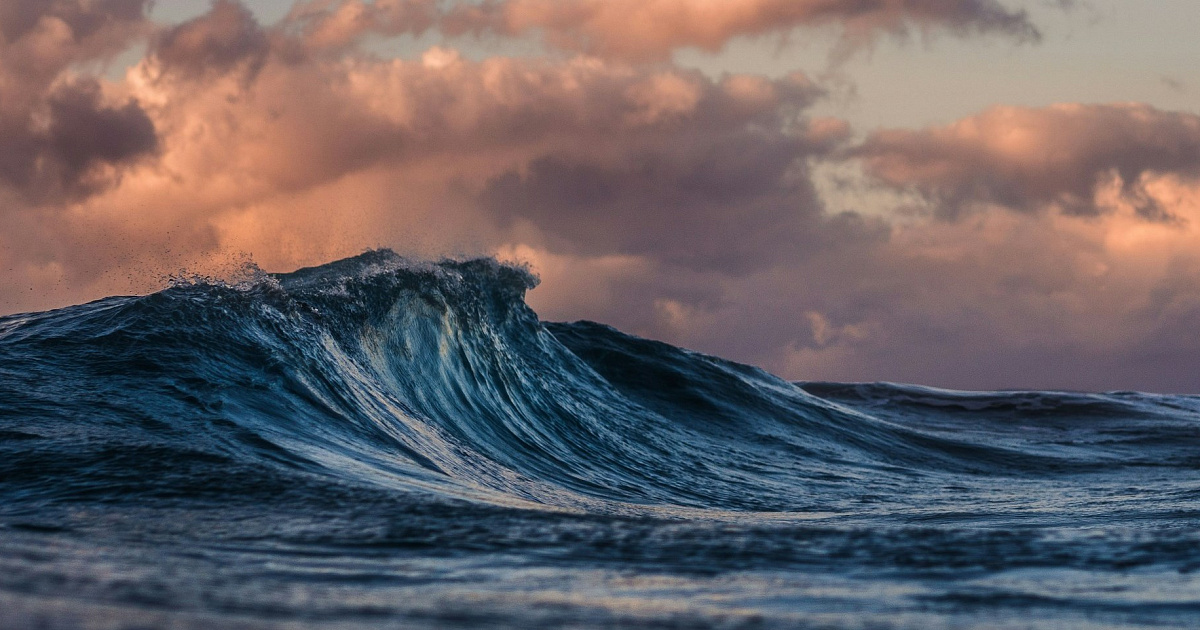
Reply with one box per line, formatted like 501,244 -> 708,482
0,2 -> 850,312
443,0 -> 1039,61
854,103 -> 1200,219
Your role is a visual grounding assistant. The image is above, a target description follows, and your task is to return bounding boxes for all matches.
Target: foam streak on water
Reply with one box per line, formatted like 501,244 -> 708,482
2,250 -> 1200,629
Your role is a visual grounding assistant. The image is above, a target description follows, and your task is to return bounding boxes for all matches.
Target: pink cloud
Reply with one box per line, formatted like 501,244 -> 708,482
443,0 -> 1039,61
0,2 -> 845,310
854,103 -> 1200,218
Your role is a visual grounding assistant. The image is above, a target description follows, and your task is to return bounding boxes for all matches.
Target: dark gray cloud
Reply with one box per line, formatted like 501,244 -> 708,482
0,0 -> 156,204
468,73 -> 860,274
0,79 -> 157,203
482,134 -> 833,274
47,80 -> 158,181
152,0 -> 269,79
467,71 -> 848,273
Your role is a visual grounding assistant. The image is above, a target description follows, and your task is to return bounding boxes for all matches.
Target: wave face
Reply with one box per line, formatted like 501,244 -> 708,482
3,250 -> 1200,629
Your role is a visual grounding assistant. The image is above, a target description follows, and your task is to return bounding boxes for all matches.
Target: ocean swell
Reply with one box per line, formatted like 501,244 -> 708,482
3,250 -> 1196,518
6,251 -> 1200,629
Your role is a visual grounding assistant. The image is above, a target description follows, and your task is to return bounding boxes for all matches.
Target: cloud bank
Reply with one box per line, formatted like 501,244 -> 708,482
3,1 -> 1200,392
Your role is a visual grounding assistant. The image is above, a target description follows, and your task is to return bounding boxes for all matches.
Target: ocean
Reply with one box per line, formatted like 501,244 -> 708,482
3,250 -> 1199,629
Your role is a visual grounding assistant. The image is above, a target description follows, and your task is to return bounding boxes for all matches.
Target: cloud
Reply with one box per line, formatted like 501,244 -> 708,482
0,0 -> 148,48
0,0 -> 156,204
0,0 -> 150,89
0,2 -> 853,315
136,42 -> 831,203
512,103 -> 1200,392
521,174 -> 1200,393
282,0 -> 437,52
151,0 -> 270,79
443,0 -> 1040,61
8,2 -> 1200,393
853,103 -> 1200,219
41,79 -> 157,194
478,72 -> 847,273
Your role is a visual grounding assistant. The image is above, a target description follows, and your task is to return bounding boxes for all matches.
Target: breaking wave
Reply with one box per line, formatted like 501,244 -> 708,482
4,250 -> 1200,629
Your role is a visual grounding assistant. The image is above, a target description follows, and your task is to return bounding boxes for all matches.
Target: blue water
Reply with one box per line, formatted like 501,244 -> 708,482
3,250 -> 1200,629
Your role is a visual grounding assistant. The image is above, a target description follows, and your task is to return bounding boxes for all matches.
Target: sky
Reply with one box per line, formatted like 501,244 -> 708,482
1,0 -> 1199,393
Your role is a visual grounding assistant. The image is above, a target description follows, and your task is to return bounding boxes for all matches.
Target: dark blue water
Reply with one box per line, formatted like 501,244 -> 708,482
3,250 -> 1200,629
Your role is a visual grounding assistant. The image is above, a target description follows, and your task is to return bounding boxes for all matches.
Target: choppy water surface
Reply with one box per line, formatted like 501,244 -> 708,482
3,250 -> 1200,629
